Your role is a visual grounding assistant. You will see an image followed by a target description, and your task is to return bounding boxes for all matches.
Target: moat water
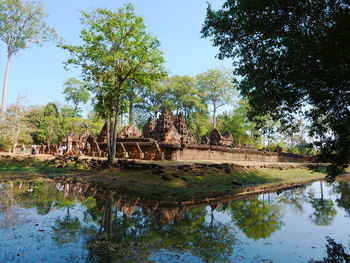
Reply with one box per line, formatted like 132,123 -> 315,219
0,179 -> 349,263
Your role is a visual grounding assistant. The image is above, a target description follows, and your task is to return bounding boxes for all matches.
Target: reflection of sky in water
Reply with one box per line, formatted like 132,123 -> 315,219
0,205 -> 90,263
0,180 -> 349,263
208,182 -> 350,263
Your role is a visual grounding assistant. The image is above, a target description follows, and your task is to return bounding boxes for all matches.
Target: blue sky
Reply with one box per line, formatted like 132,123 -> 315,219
0,0 -> 232,113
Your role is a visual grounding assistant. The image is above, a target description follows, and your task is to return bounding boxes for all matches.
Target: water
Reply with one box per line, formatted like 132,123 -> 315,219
0,179 -> 349,263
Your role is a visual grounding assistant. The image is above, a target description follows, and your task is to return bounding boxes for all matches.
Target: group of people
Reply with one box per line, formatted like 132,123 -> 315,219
19,143 -> 71,155
58,144 -> 68,155
20,144 -> 37,155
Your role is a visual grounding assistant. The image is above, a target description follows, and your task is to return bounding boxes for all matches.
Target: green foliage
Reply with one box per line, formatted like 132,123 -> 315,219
0,134 -> 11,151
167,76 -> 199,113
166,75 -> 211,139
18,181 -> 59,214
202,0 -> 350,176
217,100 -> 257,145
187,108 -> 211,140
333,182 -> 350,218
87,110 -> 105,136
27,102 -> 98,145
0,0 -> 58,114
52,215 -> 82,246
59,3 -> 165,163
122,79 -> 144,124
0,95 -> 33,151
309,236 -> 350,263
140,78 -> 171,120
62,77 -> 90,117
228,197 -> 284,240
196,67 -> 237,128
60,106 -> 76,118
43,102 -> 59,117
0,0 -> 57,54
309,198 -> 337,226
308,182 -> 337,226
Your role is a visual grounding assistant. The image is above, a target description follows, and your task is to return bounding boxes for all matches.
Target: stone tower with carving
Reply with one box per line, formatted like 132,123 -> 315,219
174,112 -> 197,144
152,107 -> 176,141
143,116 -> 155,139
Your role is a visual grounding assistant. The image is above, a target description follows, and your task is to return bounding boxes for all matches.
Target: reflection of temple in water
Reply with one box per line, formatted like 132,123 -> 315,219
46,179 -> 290,226
2,178 -> 310,228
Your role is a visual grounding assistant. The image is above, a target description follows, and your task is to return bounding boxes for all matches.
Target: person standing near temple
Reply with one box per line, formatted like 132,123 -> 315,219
31,144 -> 36,155
21,144 -> 26,154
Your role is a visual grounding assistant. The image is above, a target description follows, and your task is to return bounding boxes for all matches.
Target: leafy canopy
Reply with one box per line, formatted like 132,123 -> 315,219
62,77 -> 90,117
202,0 -> 350,177
196,67 -> 236,128
59,4 -> 165,163
0,0 -> 57,55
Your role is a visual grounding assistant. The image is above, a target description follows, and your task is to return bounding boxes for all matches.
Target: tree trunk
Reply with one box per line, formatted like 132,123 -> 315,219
1,54 -> 12,115
13,143 -> 17,154
74,104 -> 78,117
107,88 -> 122,165
107,119 -> 116,164
103,190 -> 114,234
129,102 -> 133,125
67,205 -> 71,220
213,102 -> 217,129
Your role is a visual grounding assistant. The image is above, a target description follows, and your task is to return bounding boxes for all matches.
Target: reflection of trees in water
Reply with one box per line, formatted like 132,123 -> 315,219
226,196 -> 284,240
0,182 -> 18,228
32,182 -> 57,215
52,215 -> 81,246
308,182 -> 337,226
16,182 -> 60,215
332,182 -> 350,217
1,181 -> 73,228
85,190 -> 149,263
4,179 -> 350,262
278,185 -> 308,213
308,236 -> 350,263
84,192 -> 237,263
52,188 -> 81,246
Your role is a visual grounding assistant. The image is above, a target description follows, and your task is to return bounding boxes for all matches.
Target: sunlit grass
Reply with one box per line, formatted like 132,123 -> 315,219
0,155 -> 329,201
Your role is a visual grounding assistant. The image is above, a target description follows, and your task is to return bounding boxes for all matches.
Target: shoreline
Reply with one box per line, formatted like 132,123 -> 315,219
2,152 -> 348,201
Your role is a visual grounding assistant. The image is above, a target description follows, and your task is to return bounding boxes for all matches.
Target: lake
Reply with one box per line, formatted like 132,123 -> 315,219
0,179 -> 349,262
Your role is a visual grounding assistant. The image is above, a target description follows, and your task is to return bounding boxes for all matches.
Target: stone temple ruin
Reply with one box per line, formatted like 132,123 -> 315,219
43,107 -> 304,162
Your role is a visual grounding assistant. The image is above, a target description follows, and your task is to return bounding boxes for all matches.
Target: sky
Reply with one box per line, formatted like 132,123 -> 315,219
0,0 -> 233,114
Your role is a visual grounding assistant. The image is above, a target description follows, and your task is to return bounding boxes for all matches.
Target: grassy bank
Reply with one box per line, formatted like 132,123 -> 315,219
1,153 -> 341,201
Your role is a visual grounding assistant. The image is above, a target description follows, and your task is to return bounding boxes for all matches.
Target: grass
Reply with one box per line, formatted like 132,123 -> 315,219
0,154 -> 346,201
77,165 -> 327,201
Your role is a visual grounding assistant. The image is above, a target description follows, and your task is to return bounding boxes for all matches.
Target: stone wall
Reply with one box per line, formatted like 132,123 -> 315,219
112,142 -> 306,163
164,144 -> 305,162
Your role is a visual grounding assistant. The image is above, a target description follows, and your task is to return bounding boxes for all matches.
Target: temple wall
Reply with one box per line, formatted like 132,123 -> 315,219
96,142 -> 306,163
175,148 -> 277,162
165,145 -> 305,163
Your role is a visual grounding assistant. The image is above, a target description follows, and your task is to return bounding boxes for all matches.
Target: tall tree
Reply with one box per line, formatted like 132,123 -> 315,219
0,0 -> 57,115
62,77 -> 90,117
202,0 -> 350,177
122,79 -> 143,125
0,93 -> 32,152
60,4 -> 165,164
167,75 -> 204,118
141,78 -> 171,120
196,67 -> 236,129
